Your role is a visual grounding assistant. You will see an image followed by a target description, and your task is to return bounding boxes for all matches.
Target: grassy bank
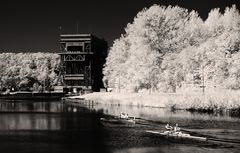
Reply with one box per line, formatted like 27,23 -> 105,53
79,91 -> 240,116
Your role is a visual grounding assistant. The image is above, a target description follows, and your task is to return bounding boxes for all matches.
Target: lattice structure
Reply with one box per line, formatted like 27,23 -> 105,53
58,34 -> 107,92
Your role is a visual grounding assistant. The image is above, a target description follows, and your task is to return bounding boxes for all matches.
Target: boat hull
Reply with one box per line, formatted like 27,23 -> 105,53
100,117 -> 135,125
146,130 -> 207,142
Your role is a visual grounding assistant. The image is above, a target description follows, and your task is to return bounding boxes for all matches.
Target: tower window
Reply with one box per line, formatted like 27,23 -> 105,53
67,46 -> 83,52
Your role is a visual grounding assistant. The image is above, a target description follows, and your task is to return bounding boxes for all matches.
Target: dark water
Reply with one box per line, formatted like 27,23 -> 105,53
0,100 -> 106,153
0,100 -> 240,153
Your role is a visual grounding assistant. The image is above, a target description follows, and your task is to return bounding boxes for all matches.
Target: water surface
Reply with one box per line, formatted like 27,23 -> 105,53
0,100 -> 240,153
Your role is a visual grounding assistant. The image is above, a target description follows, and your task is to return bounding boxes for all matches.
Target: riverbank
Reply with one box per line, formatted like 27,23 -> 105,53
76,91 -> 240,116
0,91 -> 65,100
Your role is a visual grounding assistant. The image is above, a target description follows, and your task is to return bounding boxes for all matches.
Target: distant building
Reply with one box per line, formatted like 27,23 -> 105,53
59,34 -> 108,92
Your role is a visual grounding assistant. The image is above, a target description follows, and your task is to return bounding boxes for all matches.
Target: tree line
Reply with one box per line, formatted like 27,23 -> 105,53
0,53 -> 60,92
103,5 -> 240,92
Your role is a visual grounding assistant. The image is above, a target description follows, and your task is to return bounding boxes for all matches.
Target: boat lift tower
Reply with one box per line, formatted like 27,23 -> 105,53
58,34 -> 107,93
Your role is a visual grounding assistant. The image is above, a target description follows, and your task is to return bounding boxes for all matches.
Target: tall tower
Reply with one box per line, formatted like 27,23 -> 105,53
59,34 -> 107,93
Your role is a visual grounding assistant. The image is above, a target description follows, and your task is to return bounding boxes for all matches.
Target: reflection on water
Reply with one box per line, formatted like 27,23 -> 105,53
92,103 -> 240,123
90,103 -> 240,152
1,99 -> 240,153
0,100 -> 106,153
0,114 -> 61,130
0,101 -> 63,112
113,146 -> 236,153
0,101 -> 96,130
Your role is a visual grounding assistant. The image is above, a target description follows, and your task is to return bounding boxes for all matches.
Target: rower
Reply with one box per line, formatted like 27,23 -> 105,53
174,123 -> 181,134
165,124 -> 173,131
120,112 -> 129,119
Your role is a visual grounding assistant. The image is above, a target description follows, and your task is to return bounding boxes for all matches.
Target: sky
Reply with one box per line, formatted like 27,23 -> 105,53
0,0 -> 239,53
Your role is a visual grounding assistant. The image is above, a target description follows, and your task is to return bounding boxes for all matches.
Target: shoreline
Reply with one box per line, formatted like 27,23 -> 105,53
67,91 -> 240,117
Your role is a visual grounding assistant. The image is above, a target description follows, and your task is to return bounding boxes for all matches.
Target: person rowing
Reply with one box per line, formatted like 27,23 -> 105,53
165,123 -> 173,134
174,123 -> 182,135
165,124 -> 173,131
120,112 -> 129,119
165,123 -> 181,134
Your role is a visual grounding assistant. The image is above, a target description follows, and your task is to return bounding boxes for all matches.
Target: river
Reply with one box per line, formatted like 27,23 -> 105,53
0,100 -> 239,153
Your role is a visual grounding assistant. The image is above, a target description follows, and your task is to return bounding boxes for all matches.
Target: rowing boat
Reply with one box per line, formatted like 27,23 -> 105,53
100,117 -> 136,126
146,130 -> 207,142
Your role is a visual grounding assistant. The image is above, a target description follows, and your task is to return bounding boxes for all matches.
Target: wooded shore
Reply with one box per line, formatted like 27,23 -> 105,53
73,91 -> 240,116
